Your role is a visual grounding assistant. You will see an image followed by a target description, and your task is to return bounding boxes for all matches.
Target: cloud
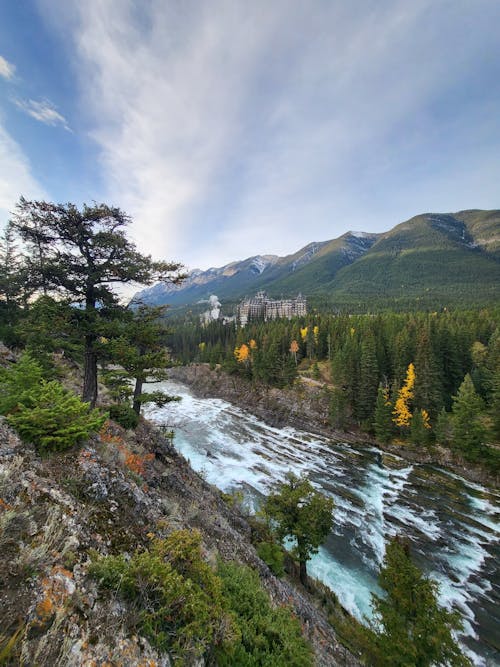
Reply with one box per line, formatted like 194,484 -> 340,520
13,98 -> 72,131
0,55 -> 15,80
39,0 -> 500,269
0,122 -> 47,226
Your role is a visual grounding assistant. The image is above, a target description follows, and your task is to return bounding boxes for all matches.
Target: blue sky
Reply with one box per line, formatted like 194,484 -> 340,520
1,0 -> 499,271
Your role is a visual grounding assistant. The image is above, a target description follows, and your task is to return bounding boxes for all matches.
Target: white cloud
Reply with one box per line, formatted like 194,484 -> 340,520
38,0 -> 500,269
0,55 -> 15,80
0,122 -> 47,226
14,98 -> 72,132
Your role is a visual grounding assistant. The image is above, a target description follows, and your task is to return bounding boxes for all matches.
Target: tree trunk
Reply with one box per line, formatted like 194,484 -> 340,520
83,333 -> 98,407
133,378 -> 143,415
83,290 -> 98,407
299,558 -> 308,588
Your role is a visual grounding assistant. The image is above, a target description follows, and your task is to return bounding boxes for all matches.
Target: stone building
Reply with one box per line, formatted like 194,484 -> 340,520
237,291 -> 307,326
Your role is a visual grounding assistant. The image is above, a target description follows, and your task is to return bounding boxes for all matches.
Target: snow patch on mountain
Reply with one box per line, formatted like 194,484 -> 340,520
250,255 -> 278,274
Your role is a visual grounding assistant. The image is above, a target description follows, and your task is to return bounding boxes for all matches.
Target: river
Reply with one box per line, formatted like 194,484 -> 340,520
145,379 -> 500,666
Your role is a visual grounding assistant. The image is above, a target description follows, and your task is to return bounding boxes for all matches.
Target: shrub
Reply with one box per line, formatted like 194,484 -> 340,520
6,380 -> 106,453
256,541 -> 285,577
216,561 -> 313,666
108,402 -> 139,429
90,530 -> 235,664
0,352 -> 44,415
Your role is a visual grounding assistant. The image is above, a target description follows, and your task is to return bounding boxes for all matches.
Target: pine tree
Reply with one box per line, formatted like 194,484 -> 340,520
104,304 -> 179,415
358,330 -> 379,422
490,367 -> 500,443
330,386 -> 351,429
451,374 -> 486,457
410,409 -> 431,447
6,380 -> 105,452
370,537 -> 470,666
263,473 -> 333,587
12,199 -> 183,406
414,328 -> 443,420
435,408 -> 452,446
0,352 -> 45,415
0,223 -> 27,345
373,385 -> 393,443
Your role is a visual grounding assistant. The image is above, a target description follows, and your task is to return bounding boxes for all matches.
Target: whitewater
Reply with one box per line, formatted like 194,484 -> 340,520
145,379 -> 499,666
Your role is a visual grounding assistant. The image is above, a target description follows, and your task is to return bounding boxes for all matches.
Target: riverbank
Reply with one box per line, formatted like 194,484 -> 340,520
168,364 -> 498,488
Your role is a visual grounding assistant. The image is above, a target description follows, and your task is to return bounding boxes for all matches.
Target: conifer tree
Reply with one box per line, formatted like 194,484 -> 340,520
414,328 -> 443,420
410,408 -> 431,446
373,385 -> 393,443
11,198 -> 183,406
104,304 -> 179,415
358,330 -> 379,421
0,223 -> 27,344
263,473 -> 333,587
451,374 -> 486,456
370,537 -> 470,666
490,368 -> 500,443
435,408 -> 452,446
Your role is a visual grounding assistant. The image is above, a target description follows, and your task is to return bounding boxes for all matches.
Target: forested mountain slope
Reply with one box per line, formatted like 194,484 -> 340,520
327,211 -> 500,309
135,209 -> 499,312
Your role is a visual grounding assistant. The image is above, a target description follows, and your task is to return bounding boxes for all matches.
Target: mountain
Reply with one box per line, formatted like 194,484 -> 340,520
134,210 -> 500,312
133,233 -> 379,308
327,210 -> 500,309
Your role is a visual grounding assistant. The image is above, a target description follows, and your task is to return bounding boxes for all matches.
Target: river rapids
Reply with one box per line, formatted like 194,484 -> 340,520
145,379 -> 499,665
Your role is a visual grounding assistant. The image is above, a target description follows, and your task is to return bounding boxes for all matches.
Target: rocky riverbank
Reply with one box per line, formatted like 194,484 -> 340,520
168,364 -> 498,488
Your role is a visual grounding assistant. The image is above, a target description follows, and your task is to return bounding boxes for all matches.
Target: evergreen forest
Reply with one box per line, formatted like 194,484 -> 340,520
168,309 -> 500,472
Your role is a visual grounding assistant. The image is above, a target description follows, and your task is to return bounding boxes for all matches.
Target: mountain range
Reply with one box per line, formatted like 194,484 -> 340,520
134,209 -> 500,312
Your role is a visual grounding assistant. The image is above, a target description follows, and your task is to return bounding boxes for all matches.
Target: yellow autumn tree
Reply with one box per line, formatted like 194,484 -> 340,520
313,325 -> 319,344
249,339 -> 257,350
290,339 -> 299,364
421,409 -> 431,429
393,362 -> 416,428
234,343 -> 250,363
300,327 -> 308,341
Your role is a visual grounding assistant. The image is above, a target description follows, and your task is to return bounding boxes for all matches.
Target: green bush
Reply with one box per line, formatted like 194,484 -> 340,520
6,380 -> 106,453
256,541 -> 285,577
0,352 -> 44,415
108,402 -> 139,429
91,532 -> 313,666
90,530 -> 235,665
216,561 -> 313,666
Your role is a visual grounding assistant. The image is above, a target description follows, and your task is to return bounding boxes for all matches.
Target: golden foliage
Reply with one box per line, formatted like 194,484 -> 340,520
300,327 -> 308,341
234,344 -> 250,363
290,340 -> 299,354
421,409 -> 431,429
393,363 -> 416,428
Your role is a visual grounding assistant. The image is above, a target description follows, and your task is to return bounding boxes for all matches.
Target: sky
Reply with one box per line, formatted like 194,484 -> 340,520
0,0 -> 499,272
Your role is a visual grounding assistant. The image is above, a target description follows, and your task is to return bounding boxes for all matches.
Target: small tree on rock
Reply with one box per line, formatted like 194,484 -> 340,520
263,473 -> 333,587
103,303 -> 179,415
